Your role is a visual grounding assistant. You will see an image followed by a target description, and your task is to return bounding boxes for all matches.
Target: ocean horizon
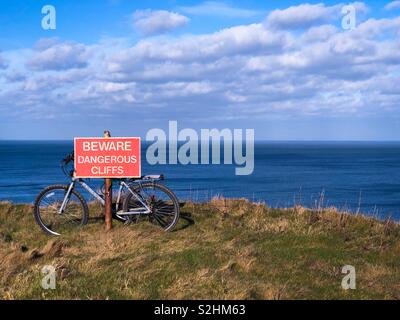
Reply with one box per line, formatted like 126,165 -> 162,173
1,140 -> 400,220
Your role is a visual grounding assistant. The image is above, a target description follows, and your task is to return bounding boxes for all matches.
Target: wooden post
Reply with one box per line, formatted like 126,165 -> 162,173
104,130 -> 113,231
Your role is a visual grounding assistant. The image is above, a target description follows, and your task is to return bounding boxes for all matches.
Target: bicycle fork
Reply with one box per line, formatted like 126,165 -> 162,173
58,181 -> 75,214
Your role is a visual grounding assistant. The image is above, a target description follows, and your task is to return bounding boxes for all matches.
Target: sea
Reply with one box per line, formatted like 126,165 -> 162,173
1,140 -> 400,220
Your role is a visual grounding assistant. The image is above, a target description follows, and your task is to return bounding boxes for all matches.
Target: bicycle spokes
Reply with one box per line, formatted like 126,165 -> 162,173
35,187 -> 87,235
141,188 -> 176,227
122,182 -> 180,231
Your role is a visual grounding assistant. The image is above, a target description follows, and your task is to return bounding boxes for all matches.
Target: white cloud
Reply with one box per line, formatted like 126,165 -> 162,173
265,2 -> 369,29
350,17 -> 400,38
300,24 -> 338,42
179,1 -> 261,18
265,3 -> 338,29
27,40 -> 90,71
385,1 -> 400,10
1,3 -> 400,125
133,10 -> 189,36
350,1 -> 370,14
108,23 -> 290,71
0,54 -> 8,69
4,70 -> 25,82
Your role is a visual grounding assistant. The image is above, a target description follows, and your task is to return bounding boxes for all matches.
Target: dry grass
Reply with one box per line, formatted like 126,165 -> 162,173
0,198 -> 400,300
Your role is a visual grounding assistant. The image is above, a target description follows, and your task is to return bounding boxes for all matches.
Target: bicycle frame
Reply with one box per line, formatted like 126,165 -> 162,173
58,177 -> 152,216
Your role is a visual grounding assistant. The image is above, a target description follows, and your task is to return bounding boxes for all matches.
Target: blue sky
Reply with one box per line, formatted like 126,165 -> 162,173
0,0 -> 400,140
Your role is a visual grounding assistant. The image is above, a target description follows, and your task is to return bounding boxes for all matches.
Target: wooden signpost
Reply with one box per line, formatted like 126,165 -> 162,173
104,131 -> 112,231
74,132 -> 141,231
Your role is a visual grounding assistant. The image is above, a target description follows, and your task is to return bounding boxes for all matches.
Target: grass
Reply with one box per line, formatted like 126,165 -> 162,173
0,197 -> 400,300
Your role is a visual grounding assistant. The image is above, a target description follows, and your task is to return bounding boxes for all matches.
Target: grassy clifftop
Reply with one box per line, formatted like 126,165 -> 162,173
0,198 -> 399,300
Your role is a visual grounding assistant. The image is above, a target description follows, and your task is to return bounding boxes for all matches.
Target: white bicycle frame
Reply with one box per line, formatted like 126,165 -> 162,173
58,177 -> 152,216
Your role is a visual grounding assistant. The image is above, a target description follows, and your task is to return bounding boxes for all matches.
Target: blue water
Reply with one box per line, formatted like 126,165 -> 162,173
1,141 -> 400,220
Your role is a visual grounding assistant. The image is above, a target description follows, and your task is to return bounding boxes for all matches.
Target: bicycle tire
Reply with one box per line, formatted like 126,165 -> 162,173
122,182 -> 180,231
33,185 -> 89,236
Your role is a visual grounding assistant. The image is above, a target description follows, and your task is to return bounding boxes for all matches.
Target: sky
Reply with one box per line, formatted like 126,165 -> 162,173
0,0 -> 399,140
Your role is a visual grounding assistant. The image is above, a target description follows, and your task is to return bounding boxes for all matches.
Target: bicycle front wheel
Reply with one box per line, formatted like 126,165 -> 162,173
34,185 -> 89,236
122,182 -> 180,231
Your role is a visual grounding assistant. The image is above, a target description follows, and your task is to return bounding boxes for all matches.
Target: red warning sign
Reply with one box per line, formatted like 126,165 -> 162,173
74,137 -> 141,178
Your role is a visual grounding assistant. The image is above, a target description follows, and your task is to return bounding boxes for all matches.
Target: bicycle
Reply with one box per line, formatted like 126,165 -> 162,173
33,153 -> 180,236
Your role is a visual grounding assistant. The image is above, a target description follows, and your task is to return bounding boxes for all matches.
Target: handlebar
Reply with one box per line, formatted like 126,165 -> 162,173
62,152 -> 74,165
61,152 -> 74,177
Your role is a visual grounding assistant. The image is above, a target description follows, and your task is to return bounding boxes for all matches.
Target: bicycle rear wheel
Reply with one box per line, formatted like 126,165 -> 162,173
34,185 -> 89,236
122,182 -> 180,231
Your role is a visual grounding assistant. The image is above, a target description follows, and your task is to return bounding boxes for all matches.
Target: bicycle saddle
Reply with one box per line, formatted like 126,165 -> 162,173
124,175 -> 164,183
